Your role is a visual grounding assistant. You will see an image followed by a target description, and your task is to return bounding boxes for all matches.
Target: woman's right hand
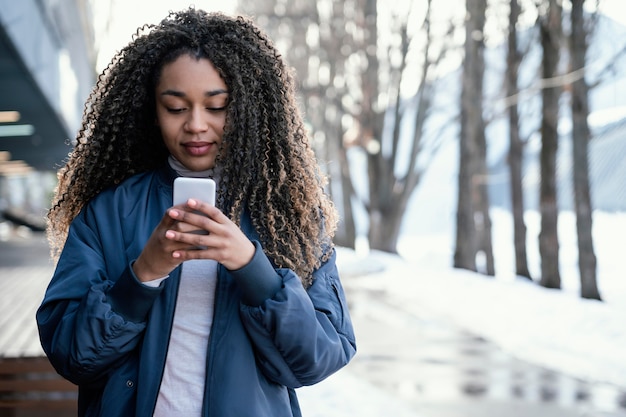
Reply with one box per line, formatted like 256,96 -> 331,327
131,206 -> 190,282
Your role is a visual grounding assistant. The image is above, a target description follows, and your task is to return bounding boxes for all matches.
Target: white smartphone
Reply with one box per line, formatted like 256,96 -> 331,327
173,177 -> 216,207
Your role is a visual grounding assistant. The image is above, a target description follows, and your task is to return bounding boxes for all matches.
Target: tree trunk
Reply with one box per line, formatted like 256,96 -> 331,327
507,0 -> 532,280
538,0 -> 562,289
337,147 -> 357,249
358,0 -> 394,253
368,197 -> 407,253
364,0 -> 444,254
455,139 -> 476,270
327,117 -> 357,249
475,155 -> 495,276
455,0 -> 488,273
570,0 -> 601,300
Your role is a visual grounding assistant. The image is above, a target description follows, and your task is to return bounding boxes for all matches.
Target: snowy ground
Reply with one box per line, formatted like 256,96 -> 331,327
338,209 -> 626,389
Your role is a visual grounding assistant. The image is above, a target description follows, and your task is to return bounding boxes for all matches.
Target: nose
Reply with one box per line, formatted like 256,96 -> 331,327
185,108 -> 208,132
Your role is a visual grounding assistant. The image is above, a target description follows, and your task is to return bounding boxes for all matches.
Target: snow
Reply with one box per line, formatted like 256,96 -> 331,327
336,208 -> 626,389
337,91 -> 626,391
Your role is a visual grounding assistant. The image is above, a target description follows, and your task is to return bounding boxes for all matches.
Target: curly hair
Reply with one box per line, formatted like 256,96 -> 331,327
47,8 -> 338,286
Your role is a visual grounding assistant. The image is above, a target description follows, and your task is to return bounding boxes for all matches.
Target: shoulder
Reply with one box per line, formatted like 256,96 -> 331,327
106,169 -> 167,196
82,168 -> 173,219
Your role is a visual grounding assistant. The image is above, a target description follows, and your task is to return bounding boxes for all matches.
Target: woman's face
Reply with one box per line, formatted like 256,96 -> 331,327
155,54 -> 228,171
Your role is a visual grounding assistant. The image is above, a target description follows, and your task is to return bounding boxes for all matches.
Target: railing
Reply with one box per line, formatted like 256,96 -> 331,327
0,356 -> 77,415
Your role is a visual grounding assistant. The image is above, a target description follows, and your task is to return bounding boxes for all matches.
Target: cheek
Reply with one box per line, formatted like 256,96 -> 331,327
157,122 -> 178,150
156,114 -> 175,135
216,115 -> 227,136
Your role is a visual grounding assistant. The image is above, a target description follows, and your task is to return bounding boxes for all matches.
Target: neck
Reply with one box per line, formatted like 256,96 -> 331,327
167,155 -> 219,178
168,156 -> 221,182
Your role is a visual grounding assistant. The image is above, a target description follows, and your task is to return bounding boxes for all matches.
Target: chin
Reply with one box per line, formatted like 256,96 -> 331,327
191,163 -> 216,172
179,159 -> 213,171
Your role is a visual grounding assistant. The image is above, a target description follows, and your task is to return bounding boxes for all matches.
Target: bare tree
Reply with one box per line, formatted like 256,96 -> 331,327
455,0 -> 494,275
569,0 -> 601,300
243,0 -> 458,254
506,0 -> 532,279
360,0 -> 454,253
538,0 -> 562,289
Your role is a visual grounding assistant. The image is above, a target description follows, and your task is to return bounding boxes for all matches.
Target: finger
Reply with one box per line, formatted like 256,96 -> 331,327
167,208 -> 184,224
186,199 -> 226,221
169,213 -> 213,237
170,238 -> 214,262
167,218 -> 209,235
162,230 -> 196,253
165,228 -> 211,247
168,203 -> 209,226
172,246 -> 211,261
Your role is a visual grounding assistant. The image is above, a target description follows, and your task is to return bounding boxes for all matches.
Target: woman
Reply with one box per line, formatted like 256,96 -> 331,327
37,8 -> 356,417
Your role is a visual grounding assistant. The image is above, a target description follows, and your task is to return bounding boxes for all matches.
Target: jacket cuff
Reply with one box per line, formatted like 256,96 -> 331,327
106,262 -> 163,322
229,240 -> 282,306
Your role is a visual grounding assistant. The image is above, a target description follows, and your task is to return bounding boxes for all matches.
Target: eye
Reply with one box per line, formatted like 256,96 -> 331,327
206,105 -> 227,112
166,107 -> 186,114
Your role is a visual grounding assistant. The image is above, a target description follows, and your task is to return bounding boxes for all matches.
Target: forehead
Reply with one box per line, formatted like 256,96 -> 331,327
157,55 -> 227,91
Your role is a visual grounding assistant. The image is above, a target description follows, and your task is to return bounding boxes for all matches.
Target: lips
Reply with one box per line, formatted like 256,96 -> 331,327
183,142 -> 213,156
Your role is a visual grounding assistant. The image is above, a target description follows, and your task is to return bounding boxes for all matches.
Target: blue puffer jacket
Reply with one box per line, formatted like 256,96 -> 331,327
36,165 -> 356,416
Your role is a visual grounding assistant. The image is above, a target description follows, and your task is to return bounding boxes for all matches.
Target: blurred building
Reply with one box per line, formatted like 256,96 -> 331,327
0,0 -> 95,230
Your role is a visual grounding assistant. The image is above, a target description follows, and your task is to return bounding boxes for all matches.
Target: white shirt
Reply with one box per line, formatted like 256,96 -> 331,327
152,259 -> 218,417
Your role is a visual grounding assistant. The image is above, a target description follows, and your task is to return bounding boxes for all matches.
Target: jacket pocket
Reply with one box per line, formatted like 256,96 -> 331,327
97,358 -> 138,416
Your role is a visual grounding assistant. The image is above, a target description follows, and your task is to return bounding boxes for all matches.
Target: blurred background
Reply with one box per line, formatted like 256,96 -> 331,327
0,0 -> 625,416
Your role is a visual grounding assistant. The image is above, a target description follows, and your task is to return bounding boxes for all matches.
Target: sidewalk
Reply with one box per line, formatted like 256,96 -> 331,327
0,228 -> 51,357
297,247 -> 626,417
297,369 -> 421,417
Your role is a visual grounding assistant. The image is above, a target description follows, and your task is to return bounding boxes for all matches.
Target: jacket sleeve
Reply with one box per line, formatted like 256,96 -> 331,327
237,246 -> 357,388
36,207 -> 163,386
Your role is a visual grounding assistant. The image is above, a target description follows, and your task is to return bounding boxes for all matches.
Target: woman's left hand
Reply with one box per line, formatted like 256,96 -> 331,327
166,198 -> 255,270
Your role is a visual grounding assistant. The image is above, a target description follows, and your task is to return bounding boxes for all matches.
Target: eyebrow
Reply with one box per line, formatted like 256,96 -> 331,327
160,89 -> 229,97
